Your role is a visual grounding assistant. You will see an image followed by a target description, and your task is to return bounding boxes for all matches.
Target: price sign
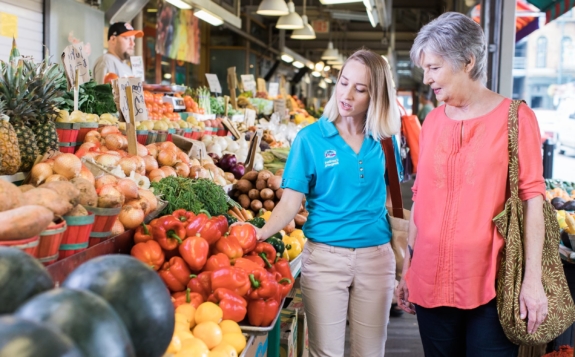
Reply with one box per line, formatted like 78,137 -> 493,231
130,56 -> 145,81
273,99 -> 286,117
245,108 -> 256,127
240,74 -> 256,93
117,78 -> 131,121
116,78 -> 148,122
268,82 -> 279,98
205,73 -> 222,93
61,43 -> 90,89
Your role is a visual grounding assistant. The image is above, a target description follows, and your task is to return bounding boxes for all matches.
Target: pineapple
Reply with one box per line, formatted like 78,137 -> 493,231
11,121 -> 38,172
0,99 -> 21,175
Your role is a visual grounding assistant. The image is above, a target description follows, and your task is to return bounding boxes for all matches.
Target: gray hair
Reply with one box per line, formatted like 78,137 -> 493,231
410,12 -> 487,83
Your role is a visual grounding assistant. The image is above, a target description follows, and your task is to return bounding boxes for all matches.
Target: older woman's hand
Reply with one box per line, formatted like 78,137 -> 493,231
395,279 -> 416,315
230,222 -> 266,241
519,276 -> 548,334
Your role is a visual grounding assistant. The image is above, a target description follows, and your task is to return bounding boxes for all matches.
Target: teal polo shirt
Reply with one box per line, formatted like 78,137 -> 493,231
281,117 -> 402,248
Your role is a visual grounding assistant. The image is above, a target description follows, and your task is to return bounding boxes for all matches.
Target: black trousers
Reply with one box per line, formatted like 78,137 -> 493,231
415,299 -> 519,357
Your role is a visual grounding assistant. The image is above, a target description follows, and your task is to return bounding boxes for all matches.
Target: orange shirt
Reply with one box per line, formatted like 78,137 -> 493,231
405,99 -> 545,309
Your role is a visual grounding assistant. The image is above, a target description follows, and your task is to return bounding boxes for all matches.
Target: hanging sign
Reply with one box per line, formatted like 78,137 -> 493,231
241,74 -> 256,93
268,82 -> 279,98
130,56 -> 145,81
61,43 -> 90,89
205,73 -> 222,93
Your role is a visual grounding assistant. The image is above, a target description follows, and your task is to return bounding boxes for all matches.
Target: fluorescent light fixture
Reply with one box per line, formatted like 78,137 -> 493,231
324,66 -> 331,71
321,41 -> 339,60
281,54 -> 294,63
257,0 -> 289,16
329,10 -> 369,21
315,61 -> 324,71
194,9 -> 224,26
276,1 -> 303,29
319,79 -> 327,89
311,71 -> 321,77
147,8 -> 158,12
290,15 -> 316,40
366,6 -> 378,27
164,73 -> 172,79
324,77 -> 333,83
319,0 -> 362,4
166,0 -> 193,9
307,62 -> 315,69
327,55 -> 344,65
293,61 -> 304,68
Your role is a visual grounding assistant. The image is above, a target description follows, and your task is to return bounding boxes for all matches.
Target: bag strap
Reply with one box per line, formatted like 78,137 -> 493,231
381,137 -> 404,219
396,99 -> 408,117
506,100 -> 525,200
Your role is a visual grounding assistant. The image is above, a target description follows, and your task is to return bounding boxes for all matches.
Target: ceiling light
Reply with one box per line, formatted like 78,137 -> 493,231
307,62 -> 315,69
276,1 -> 303,29
311,71 -> 321,77
327,55 -> 344,65
366,6 -> 378,27
281,54 -> 294,63
293,61 -> 304,68
318,79 -> 327,89
324,77 -> 332,83
147,9 -> 158,12
324,66 -> 331,71
290,15 -> 315,39
166,0 -> 193,9
321,41 -> 339,60
257,0 -> 289,16
315,61 -> 324,71
164,73 -> 172,79
319,0 -> 362,4
194,9 -> 224,26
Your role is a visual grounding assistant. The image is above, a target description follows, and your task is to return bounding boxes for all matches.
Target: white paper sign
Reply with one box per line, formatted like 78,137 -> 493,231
273,99 -> 287,117
116,78 -> 148,122
205,73 -> 222,93
245,109 -> 256,127
61,42 -> 90,88
241,74 -> 256,93
130,56 -> 145,81
268,82 -> 279,98
117,78 -> 131,122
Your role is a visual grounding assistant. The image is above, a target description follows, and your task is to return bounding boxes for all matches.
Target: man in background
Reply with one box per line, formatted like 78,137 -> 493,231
93,22 -> 143,84
417,88 -> 435,125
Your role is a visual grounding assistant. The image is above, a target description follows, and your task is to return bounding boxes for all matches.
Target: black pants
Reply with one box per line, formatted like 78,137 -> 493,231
415,299 -> 518,357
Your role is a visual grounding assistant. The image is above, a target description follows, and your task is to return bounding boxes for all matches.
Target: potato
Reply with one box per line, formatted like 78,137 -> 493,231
257,170 -> 273,181
0,205 -> 54,240
267,176 -> 282,191
255,179 -> 267,191
18,184 -> 35,193
242,171 -> 258,182
248,189 -> 260,200
250,199 -> 263,212
224,172 -> 236,183
294,214 -> 307,227
67,204 -> 89,217
260,188 -> 274,201
0,179 -> 22,212
275,169 -> 284,177
39,181 -> 80,206
70,178 -> 98,207
263,200 -> 275,211
234,179 -> 253,193
238,194 -> 251,209
275,188 -> 284,200
22,188 -> 73,216
283,219 -> 296,234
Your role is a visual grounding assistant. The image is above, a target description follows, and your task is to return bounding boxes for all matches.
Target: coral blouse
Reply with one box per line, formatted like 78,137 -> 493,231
405,98 -> 545,309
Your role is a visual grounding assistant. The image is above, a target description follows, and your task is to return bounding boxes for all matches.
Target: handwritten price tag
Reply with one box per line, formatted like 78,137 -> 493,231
116,78 -> 148,122
268,82 -> 279,98
61,43 -> 90,89
240,74 -> 256,93
205,73 -> 222,94
130,56 -> 145,81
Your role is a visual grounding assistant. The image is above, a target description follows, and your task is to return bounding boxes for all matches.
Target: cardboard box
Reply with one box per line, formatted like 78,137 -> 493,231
243,334 -> 268,357
280,309 -> 298,357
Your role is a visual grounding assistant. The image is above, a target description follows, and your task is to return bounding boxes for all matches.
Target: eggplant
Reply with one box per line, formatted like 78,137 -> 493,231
561,200 -> 575,212
552,197 -> 567,210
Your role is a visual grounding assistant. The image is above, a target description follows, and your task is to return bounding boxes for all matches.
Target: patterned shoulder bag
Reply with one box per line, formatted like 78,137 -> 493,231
494,99 -> 575,345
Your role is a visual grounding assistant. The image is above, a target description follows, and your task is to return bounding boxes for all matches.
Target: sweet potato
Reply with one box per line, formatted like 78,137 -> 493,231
18,184 -> 35,193
0,205 -> 54,240
70,178 -> 98,207
39,181 -> 80,206
238,194 -> 251,209
0,179 -> 22,212
267,176 -> 282,191
22,188 -> 73,216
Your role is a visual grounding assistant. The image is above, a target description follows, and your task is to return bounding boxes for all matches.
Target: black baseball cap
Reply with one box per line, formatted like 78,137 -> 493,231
108,22 -> 144,40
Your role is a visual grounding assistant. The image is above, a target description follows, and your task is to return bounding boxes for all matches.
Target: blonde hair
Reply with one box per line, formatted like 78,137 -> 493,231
323,49 -> 400,140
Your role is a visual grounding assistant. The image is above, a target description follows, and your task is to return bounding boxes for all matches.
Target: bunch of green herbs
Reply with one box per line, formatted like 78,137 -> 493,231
54,76 -> 117,115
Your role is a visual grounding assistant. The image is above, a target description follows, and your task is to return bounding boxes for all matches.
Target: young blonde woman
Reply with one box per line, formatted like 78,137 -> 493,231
246,49 -> 402,356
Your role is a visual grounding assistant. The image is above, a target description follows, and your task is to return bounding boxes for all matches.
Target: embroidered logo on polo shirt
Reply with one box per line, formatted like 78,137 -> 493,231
325,150 -> 336,158
324,150 -> 339,168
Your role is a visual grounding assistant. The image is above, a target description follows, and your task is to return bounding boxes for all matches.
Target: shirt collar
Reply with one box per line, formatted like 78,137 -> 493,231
318,117 -> 339,138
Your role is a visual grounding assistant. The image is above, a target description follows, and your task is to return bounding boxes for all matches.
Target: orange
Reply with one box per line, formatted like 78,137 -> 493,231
193,321 -> 223,349
219,320 -> 241,334
166,334 -> 182,354
175,328 -> 194,342
210,342 -> 238,357
195,302 -> 223,324
221,333 -> 246,354
176,305 -> 196,329
176,338 -> 209,357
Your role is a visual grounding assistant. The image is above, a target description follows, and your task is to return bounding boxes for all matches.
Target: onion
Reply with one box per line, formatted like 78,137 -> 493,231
53,153 -> 82,179
79,165 -> 95,186
45,174 -> 68,183
148,169 -> 165,182
189,165 -> 202,179
120,136 -> 129,150
30,163 -> 53,186
160,166 -> 177,178
133,156 -> 146,175
104,134 -> 125,150
119,157 -> 138,176
110,150 -> 128,158
174,162 -> 190,177
95,174 -> 118,190
142,155 -> 159,174
79,151 -> 99,160
219,154 -> 237,171
137,143 -> 148,157
97,184 -> 124,208
116,178 -> 139,200
104,150 -> 121,157
111,218 -> 125,236
229,163 -> 246,179
43,159 -> 55,168
118,205 -> 145,230
132,173 -> 150,190
99,125 -> 120,137
157,148 -> 178,167
177,151 -> 190,165
203,163 -> 219,177
126,197 -> 151,215
227,141 -> 240,152
158,141 -> 177,151
79,142 -> 99,152
138,189 -> 158,212
96,154 -> 121,168
198,168 -> 211,180
214,175 -> 227,186
84,130 -> 101,143
190,158 -> 200,167
146,144 -> 158,158
99,146 -> 109,153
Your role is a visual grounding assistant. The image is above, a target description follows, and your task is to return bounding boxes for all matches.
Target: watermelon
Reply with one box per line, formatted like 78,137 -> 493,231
0,246 -> 54,314
15,288 -> 135,357
62,255 -> 174,357
0,316 -> 83,357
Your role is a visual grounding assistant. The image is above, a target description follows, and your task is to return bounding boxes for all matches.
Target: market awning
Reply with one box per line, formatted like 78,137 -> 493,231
526,0 -> 575,23
472,1 -> 540,42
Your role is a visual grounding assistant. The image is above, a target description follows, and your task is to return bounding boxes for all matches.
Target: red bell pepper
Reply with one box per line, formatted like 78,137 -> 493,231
179,234 -> 209,271
151,216 -> 185,251
134,223 -> 153,244
244,255 -> 266,269
249,242 -> 276,269
158,256 -> 192,292
213,235 -> 243,263
198,214 -> 229,245
211,267 -> 251,297
268,258 -> 294,299
172,288 -> 204,309
172,209 -> 195,223
228,224 -> 257,254
188,272 -> 212,300
248,270 -> 279,300
184,211 -> 211,237
233,257 -> 266,273
247,298 -> 280,327
204,253 -> 231,271
208,288 -> 247,322
130,240 -> 165,271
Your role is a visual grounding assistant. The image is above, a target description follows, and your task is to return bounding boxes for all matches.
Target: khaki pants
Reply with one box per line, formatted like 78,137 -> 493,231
300,240 -> 396,357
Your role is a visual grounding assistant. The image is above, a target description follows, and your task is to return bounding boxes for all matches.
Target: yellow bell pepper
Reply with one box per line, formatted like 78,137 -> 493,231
260,210 -> 272,222
283,236 -> 302,261
290,229 -> 305,248
282,249 -> 290,261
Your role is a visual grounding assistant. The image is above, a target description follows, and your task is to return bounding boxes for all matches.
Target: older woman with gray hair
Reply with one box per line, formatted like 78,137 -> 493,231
395,12 -> 547,357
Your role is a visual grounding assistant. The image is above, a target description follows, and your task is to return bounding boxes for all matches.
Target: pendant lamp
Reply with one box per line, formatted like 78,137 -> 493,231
276,1 -> 304,29
321,41 -> 339,60
257,0 -> 289,16
290,0 -> 315,39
